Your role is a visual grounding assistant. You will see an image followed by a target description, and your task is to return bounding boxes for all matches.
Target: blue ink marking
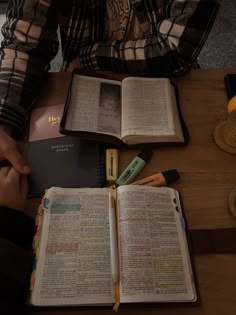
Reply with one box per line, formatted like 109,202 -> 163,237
50,204 -> 81,214
43,198 -> 50,209
180,216 -> 186,230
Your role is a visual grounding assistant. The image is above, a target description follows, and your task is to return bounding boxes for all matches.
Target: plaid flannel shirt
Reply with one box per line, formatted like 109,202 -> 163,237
0,0 -> 220,135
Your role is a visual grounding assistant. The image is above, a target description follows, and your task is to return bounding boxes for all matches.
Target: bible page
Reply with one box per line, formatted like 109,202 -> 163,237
117,185 -> 196,303
65,75 -> 121,138
120,77 -> 183,144
31,187 -> 115,306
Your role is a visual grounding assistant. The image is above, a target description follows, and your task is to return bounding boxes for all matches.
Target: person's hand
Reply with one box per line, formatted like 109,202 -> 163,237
68,57 -> 81,72
0,125 -> 31,174
0,166 -> 28,211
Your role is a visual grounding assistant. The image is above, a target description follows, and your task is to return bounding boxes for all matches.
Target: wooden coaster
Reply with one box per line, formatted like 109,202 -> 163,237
213,121 -> 236,154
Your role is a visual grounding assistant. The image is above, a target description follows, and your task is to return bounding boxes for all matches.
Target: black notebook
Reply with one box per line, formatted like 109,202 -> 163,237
27,104 -> 105,197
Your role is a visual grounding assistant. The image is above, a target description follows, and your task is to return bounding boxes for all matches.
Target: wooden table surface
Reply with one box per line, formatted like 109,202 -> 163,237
26,69 -> 236,315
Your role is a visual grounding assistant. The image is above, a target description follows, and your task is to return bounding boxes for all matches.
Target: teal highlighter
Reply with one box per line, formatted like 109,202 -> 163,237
116,150 -> 153,186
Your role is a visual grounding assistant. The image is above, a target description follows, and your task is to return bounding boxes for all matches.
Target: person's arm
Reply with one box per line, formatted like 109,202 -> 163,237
0,0 -> 59,136
0,167 -> 35,315
78,0 -> 220,76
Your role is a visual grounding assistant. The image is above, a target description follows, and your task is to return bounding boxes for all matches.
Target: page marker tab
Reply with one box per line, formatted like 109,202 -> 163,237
180,216 -> 186,230
43,197 -> 50,208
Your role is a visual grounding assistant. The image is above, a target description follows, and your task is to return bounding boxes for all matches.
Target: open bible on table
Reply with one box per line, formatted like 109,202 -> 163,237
30,185 -> 197,308
60,74 -> 189,148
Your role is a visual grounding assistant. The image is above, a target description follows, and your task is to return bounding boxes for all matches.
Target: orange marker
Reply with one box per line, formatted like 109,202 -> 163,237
131,169 -> 180,187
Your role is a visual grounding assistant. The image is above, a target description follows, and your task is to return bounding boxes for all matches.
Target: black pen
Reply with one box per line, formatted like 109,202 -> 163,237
0,160 -> 12,168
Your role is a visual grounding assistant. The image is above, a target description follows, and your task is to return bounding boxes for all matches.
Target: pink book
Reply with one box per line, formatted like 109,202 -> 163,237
29,104 -> 65,141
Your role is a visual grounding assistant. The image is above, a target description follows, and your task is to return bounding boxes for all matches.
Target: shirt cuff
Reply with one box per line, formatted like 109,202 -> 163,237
0,102 -> 27,138
79,43 -> 100,71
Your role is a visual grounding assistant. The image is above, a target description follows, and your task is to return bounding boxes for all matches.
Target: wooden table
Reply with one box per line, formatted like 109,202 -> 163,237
27,69 -> 236,315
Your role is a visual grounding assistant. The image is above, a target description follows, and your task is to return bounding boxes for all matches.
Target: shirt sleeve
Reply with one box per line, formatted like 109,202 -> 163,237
0,0 -> 59,136
79,0 -> 220,76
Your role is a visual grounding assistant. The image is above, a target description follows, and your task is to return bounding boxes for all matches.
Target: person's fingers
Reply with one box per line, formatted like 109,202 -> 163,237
0,126 -> 31,174
0,166 -> 11,177
7,167 -> 21,187
5,147 -> 31,175
7,168 -> 28,196
20,174 -> 28,197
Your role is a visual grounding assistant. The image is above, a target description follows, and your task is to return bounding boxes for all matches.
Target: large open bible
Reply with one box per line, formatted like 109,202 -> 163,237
30,185 -> 197,308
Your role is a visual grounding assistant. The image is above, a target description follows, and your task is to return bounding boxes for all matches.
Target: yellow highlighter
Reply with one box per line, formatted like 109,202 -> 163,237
106,149 -> 119,183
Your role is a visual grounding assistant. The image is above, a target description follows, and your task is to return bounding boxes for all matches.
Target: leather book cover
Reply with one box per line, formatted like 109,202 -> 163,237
28,105 -> 105,196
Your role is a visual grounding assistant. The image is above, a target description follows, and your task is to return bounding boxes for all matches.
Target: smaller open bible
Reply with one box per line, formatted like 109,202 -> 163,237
60,74 -> 189,147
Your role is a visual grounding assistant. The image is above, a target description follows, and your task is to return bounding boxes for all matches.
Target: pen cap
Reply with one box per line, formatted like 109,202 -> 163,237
138,149 -> 153,163
162,169 -> 180,184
